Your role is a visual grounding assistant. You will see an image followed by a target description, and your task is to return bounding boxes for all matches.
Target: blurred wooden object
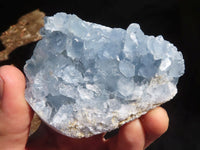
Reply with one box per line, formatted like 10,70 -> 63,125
30,113 -> 41,135
0,9 -> 45,61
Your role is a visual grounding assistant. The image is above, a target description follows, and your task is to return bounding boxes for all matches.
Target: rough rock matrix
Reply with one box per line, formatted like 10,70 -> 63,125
24,13 -> 185,138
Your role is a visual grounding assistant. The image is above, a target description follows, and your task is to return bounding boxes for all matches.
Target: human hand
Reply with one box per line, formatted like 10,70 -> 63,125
0,65 -> 169,150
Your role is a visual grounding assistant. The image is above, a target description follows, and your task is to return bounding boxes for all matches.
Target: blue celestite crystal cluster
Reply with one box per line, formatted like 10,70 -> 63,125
24,13 -> 185,138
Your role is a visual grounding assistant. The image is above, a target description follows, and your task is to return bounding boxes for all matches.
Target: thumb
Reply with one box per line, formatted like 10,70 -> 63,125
0,65 -> 33,150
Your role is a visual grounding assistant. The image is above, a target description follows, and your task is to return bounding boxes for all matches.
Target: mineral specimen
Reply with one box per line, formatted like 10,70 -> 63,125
24,13 -> 185,138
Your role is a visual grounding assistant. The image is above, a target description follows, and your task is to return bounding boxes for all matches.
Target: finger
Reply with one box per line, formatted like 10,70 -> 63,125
54,130 -> 107,150
28,122 -> 108,150
109,119 -> 145,150
0,65 -> 33,150
140,107 -> 169,149
26,123 -> 54,150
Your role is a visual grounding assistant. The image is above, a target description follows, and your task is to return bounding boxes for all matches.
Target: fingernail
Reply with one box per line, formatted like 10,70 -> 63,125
0,76 -> 4,100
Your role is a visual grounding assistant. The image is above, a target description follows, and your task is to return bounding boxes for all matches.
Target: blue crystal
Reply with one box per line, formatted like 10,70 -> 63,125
24,13 -> 185,138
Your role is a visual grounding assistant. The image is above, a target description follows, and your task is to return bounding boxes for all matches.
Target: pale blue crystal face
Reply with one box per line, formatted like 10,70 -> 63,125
24,13 -> 185,138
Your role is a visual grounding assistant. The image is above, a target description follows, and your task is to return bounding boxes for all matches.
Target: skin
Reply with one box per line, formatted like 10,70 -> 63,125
0,65 -> 169,150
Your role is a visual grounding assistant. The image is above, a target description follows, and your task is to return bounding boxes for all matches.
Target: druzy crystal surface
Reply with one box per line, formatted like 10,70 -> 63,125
24,13 -> 185,138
